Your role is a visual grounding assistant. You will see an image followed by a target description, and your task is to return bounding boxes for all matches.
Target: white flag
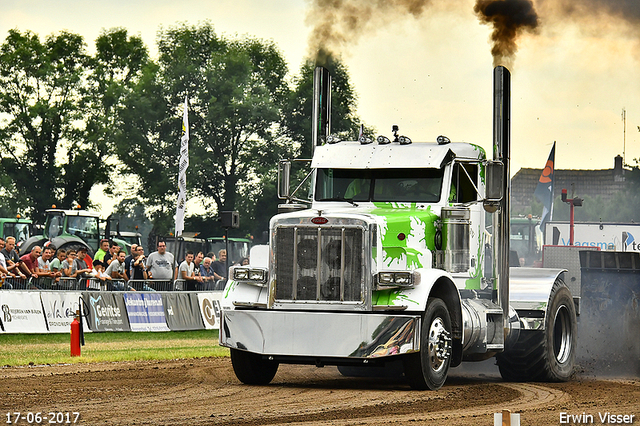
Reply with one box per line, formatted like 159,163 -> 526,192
175,96 -> 189,237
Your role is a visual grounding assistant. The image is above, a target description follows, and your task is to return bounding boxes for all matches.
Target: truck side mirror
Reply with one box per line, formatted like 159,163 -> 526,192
278,160 -> 291,200
483,160 -> 504,213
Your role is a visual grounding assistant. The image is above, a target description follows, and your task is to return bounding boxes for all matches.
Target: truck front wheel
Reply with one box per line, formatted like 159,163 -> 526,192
403,297 -> 452,390
230,349 -> 279,385
497,279 -> 577,382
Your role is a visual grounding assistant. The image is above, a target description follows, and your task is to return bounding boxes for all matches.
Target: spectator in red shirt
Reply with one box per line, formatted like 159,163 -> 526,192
19,246 -> 41,278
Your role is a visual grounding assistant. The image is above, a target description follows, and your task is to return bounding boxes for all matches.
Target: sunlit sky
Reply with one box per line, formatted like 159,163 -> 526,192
2,0 -> 639,213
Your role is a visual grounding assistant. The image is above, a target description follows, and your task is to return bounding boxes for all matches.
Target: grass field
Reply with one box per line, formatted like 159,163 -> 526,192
0,330 -> 229,367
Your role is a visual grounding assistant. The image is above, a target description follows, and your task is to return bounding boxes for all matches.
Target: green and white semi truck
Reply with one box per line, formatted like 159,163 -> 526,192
219,66 -> 577,390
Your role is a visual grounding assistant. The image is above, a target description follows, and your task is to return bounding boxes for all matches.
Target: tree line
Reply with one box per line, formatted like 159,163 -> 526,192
0,22 -> 361,242
3,21 -> 638,244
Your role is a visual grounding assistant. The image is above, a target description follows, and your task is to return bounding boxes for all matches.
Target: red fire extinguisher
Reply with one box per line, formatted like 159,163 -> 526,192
71,310 -> 81,357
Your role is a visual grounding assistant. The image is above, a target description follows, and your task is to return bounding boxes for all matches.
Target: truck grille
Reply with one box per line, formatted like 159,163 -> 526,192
274,226 -> 364,303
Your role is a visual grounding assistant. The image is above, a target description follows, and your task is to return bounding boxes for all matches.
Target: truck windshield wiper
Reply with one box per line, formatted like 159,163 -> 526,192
318,197 -> 359,206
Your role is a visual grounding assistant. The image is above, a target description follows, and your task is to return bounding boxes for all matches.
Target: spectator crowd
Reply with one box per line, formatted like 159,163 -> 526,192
0,237 -> 242,291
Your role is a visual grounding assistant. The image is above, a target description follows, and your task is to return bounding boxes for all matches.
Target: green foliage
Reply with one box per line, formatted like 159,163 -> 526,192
0,24 -> 365,239
0,28 -> 148,223
0,30 -> 87,221
113,22 -> 294,237
283,59 -> 363,159
112,197 -> 154,249
81,28 -> 149,205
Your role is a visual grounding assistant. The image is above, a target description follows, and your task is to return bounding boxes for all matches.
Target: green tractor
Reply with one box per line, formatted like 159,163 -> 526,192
20,209 -> 135,257
0,216 -> 32,250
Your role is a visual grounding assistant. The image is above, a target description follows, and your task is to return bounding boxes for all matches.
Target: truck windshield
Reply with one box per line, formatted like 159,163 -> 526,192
315,168 -> 445,203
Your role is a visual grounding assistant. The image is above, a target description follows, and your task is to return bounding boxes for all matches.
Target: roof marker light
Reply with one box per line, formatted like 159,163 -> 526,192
437,135 -> 451,145
377,135 -> 391,145
398,136 -> 412,145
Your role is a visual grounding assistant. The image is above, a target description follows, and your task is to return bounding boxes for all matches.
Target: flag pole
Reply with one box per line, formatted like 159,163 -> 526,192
534,141 -> 555,233
175,95 -> 189,237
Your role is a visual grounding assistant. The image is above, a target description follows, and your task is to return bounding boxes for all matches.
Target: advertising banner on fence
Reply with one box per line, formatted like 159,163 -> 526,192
0,291 -> 48,333
84,292 -> 130,332
162,293 -> 204,331
197,292 -> 223,330
124,293 -> 170,332
41,291 -> 89,333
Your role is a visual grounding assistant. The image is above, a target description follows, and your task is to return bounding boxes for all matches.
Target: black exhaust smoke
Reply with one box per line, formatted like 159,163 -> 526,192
475,0 -> 539,68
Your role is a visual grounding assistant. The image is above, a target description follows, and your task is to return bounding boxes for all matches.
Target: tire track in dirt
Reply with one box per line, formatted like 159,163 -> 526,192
217,381 -> 568,426
3,358 -> 638,426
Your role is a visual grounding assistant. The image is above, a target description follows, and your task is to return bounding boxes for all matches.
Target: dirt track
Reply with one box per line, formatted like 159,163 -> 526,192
2,357 -> 639,426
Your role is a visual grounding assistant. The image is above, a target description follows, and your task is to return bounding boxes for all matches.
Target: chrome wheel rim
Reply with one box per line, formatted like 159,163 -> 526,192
553,305 -> 573,364
428,316 -> 450,372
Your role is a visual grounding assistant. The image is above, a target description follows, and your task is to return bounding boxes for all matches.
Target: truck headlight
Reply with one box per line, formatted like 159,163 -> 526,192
378,272 -> 395,284
375,271 -> 415,289
249,269 -> 266,281
234,268 -> 249,280
232,267 -> 268,286
393,272 -> 412,284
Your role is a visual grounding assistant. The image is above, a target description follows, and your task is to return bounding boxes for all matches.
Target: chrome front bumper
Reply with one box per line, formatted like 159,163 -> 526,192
220,309 -> 420,359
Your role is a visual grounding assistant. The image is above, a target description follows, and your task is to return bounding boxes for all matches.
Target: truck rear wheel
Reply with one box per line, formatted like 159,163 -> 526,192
230,349 -> 279,385
403,297 -> 452,390
497,279 -> 577,382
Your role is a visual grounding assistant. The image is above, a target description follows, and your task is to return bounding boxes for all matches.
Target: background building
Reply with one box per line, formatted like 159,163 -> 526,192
511,155 -> 627,213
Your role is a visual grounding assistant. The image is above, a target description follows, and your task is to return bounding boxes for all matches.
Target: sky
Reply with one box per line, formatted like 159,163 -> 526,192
2,0 -> 639,212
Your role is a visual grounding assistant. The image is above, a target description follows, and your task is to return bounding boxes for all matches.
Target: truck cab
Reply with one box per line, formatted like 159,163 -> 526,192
271,140 -> 489,305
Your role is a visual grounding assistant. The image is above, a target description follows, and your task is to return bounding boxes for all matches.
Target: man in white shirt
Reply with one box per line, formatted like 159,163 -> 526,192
146,241 -> 176,281
105,250 -> 127,291
105,250 -> 127,281
178,251 -> 203,291
36,245 -> 58,279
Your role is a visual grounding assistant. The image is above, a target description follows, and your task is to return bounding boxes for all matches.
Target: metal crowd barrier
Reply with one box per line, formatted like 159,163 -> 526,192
84,278 -> 128,291
127,279 -> 174,292
174,279 -> 222,291
0,276 -> 32,290
213,279 -> 227,291
30,277 -> 55,290
1,277 -> 220,292
58,276 -> 81,290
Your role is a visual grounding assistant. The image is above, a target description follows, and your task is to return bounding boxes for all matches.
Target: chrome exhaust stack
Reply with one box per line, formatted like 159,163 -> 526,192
492,66 -> 511,329
312,67 -> 331,152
